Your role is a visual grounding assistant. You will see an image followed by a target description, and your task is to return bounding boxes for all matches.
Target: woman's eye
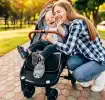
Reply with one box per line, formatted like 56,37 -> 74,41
57,10 -> 60,13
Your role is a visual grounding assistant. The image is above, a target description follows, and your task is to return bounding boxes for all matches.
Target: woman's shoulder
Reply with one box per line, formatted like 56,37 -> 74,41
70,19 -> 87,29
72,19 -> 84,24
69,19 -> 84,29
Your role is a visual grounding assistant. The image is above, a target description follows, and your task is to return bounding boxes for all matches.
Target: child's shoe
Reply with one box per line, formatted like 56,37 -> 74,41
17,45 -> 29,59
33,60 -> 45,78
32,53 -> 45,79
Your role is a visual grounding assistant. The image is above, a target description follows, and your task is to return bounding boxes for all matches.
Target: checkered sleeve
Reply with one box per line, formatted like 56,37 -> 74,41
55,21 -> 82,55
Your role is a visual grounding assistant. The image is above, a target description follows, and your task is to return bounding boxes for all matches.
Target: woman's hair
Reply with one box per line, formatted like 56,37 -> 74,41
52,1 -> 98,41
65,0 -> 74,7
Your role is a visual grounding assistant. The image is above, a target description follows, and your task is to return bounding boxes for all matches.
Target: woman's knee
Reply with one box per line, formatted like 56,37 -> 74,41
67,57 -> 76,71
72,71 -> 86,82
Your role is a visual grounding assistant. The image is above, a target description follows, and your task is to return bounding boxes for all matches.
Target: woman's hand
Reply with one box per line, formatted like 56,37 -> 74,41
46,33 -> 57,44
41,34 -> 47,41
56,18 -> 63,27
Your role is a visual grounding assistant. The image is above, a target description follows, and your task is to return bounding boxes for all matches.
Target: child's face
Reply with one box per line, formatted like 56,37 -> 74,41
45,10 -> 56,28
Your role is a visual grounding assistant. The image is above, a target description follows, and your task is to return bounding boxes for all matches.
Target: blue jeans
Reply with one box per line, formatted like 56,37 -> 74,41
67,54 -> 105,82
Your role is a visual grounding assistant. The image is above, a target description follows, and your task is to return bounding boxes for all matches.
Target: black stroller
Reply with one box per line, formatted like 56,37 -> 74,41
20,20 -> 76,100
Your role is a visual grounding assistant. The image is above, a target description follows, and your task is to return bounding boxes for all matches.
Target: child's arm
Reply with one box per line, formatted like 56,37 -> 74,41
46,33 -> 53,38
41,34 -> 53,41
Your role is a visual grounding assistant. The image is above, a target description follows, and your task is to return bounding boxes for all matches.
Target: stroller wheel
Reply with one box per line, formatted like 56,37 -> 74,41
23,86 -> 35,98
47,89 -> 58,100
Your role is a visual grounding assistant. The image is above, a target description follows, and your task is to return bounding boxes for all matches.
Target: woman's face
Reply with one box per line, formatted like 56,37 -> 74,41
53,6 -> 68,24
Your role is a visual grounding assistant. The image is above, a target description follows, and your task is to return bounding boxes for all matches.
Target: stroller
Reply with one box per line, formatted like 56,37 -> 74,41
20,18 -> 76,100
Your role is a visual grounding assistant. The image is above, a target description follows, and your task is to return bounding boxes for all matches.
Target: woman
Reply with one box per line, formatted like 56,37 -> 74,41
45,1 -> 105,92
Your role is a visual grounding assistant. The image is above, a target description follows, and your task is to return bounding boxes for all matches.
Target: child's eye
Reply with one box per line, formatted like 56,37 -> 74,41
51,17 -> 54,19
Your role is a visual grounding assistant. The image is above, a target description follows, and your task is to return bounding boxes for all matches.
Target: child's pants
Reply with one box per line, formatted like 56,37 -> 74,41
28,40 -> 58,59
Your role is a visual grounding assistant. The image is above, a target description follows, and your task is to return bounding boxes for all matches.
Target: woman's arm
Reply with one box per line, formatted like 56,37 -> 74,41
47,21 -> 82,55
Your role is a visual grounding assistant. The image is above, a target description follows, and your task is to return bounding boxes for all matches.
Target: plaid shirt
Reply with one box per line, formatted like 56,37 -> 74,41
55,19 -> 105,63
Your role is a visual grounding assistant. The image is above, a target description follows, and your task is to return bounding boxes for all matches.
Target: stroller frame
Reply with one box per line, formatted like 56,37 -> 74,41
20,24 -> 76,100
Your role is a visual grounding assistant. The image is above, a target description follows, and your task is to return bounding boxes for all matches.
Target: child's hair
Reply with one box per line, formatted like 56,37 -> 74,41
52,1 -> 98,41
44,5 -> 53,20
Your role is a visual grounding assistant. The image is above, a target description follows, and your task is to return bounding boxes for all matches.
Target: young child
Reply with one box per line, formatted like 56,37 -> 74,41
17,8 -> 67,79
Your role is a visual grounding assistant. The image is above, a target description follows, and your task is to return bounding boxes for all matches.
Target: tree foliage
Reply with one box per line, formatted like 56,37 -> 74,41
0,0 -> 48,28
75,0 -> 105,27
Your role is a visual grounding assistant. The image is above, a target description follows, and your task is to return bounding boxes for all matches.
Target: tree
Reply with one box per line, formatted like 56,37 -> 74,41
28,0 -> 48,20
75,0 -> 105,27
10,0 -> 48,28
75,0 -> 91,19
10,0 -> 27,28
0,0 -> 4,16
0,0 -> 11,29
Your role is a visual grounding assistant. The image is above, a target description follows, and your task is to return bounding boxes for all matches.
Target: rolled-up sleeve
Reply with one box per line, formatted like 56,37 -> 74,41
55,21 -> 82,55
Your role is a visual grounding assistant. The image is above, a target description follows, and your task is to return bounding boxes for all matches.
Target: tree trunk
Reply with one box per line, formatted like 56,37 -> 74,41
4,18 -> 7,30
20,8 -> 23,28
20,19 -> 22,28
34,12 -> 36,21
93,12 -> 97,27
92,9 -> 99,27
13,19 -> 16,29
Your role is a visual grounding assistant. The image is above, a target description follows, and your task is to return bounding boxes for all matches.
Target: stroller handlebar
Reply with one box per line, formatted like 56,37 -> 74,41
28,30 -> 64,40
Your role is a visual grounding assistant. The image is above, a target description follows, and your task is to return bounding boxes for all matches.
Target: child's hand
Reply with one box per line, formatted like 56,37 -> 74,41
46,33 -> 57,44
46,33 -> 52,40
41,34 -> 47,41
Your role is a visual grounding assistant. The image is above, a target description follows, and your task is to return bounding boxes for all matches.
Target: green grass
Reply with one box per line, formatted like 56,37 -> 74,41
98,30 -> 105,39
0,32 -> 29,56
0,24 -> 33,31
0,28 -> 105,56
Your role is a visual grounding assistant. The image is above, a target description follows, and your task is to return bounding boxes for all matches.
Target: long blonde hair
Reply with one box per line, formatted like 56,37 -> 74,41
52,1 -> 98,41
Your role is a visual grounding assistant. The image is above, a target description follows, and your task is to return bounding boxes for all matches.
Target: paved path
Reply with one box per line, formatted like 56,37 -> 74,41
0,41 -> 105,100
